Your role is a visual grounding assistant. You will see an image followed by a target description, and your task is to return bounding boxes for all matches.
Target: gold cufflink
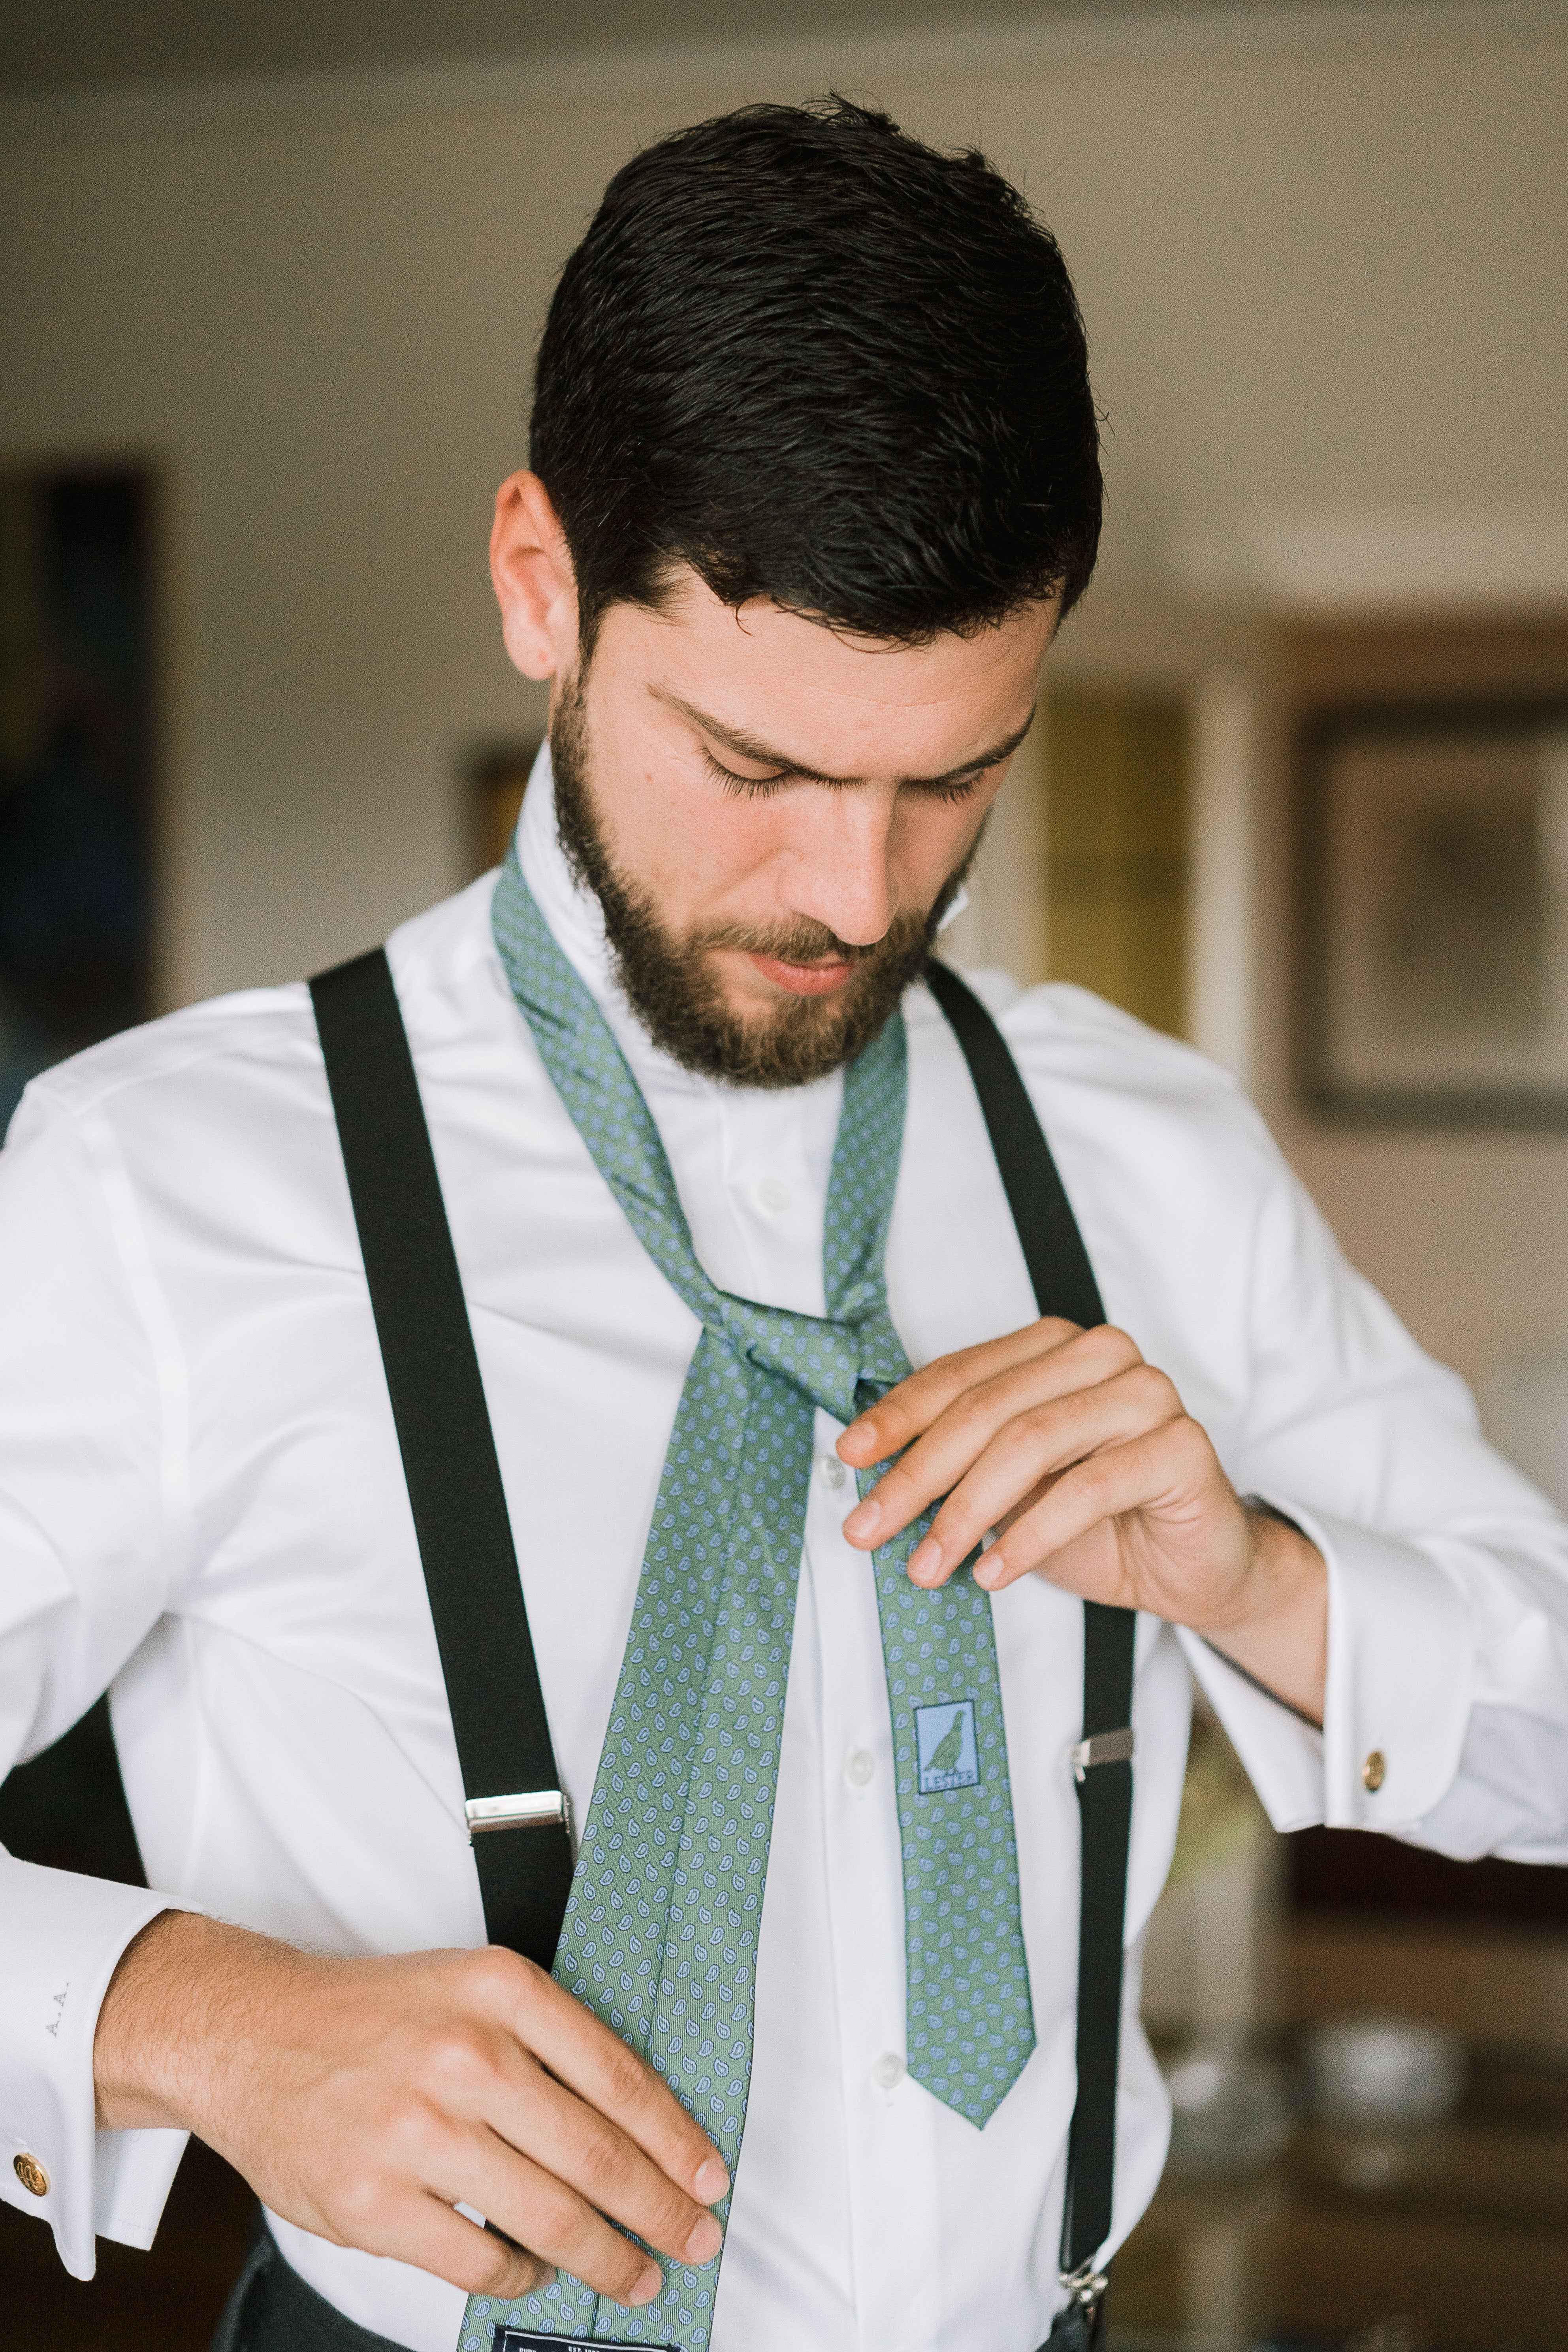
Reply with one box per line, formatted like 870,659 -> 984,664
1362,1750 -> 1386,1793
13,2152 -> 49,2197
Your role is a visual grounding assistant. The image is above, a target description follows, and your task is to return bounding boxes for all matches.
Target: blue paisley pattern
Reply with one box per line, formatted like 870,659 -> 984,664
458,854 -> 1035,2352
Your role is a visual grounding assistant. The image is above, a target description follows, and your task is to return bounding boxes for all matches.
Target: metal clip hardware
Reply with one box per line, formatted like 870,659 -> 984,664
1054,2255 -> 1110,2346
464,1790 -> 572,1838
1069,1727 -> 1135,1784
1059,2256 -> 1109,2312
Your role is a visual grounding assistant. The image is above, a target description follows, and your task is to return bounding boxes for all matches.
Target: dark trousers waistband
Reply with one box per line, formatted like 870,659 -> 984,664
211,2222 -> 411,2352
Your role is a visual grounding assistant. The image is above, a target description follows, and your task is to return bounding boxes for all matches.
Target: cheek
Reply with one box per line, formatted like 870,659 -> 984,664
612,758 -> 784,906
890,792 -> 994,889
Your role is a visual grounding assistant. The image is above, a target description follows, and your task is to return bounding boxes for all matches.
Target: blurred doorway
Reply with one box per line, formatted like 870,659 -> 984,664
0,469 -> 156,1135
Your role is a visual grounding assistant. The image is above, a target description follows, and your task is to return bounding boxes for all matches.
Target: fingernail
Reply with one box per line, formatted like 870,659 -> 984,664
626,2262 -> 663,2307
684,2213 -> 724,2265
843,1502 -> 879,1542
908,1538 -> 944,1586
693,2157 -> 730,2202
975,1551 -> 1001,1588
533,2267 -> 558,2290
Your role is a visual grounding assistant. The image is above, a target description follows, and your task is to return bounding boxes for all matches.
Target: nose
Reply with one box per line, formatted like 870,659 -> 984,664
784,785 -> 901,949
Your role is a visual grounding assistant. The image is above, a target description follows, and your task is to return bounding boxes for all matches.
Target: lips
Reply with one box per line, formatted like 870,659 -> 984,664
745,952 -> 857,998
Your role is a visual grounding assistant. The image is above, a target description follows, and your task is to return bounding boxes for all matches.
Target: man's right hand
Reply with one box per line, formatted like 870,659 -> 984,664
93,1911 -> 728,2309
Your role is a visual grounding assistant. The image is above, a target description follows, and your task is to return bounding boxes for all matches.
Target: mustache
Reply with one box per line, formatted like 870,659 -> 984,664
693,912 -> 925,965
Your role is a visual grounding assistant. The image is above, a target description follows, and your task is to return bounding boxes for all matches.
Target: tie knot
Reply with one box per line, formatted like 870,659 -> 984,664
715,1292 -> 908,1427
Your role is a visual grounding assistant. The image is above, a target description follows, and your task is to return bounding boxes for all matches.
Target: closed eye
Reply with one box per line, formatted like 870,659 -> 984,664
917,772 -> 985,805
703,748 -> 798,798
704,749 -> 990,805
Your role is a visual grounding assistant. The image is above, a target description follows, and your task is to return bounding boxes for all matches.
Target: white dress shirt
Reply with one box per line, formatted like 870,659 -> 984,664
3,751 -> 1566,2352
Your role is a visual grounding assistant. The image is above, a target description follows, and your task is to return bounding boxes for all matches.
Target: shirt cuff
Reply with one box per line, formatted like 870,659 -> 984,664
1178,1497 -> 1474,1837
0,1855 -> 198,2277
1310,1502 -> 1474,1830
1175,1626 -> 1325,1831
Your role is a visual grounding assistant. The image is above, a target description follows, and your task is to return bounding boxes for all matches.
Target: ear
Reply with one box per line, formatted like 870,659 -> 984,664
490,472 -> 580,681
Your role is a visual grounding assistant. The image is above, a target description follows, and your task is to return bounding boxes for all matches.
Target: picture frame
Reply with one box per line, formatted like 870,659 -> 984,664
1295,697 -> 1568,1128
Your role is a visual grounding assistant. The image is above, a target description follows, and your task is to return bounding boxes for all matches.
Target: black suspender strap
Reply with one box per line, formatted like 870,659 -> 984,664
310,949 -> 574,1969
925,961 -> 1136,2339
311,942 -> 1133,2341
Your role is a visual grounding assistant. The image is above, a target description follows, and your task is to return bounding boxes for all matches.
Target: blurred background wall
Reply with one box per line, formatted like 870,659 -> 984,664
5,0 -> 1566,1400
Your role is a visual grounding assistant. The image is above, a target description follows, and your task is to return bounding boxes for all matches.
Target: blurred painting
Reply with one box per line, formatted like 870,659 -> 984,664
1299,702 -> 1568,1124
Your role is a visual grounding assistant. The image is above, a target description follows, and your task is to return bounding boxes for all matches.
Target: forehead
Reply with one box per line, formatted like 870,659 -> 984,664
592,567 -> 1058,776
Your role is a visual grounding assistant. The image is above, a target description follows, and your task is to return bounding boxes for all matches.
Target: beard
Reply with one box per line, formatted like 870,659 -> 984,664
548,668 -> 975,1090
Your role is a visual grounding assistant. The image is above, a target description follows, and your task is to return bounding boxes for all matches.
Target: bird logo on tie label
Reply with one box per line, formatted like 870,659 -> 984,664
915,1699 -> 981,1793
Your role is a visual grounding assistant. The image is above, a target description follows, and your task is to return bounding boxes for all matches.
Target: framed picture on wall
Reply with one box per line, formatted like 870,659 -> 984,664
1296,698 -> 1568,1126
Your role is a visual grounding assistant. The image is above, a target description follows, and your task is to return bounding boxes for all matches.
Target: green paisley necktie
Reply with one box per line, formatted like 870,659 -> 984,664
460,853 -> 1034,2352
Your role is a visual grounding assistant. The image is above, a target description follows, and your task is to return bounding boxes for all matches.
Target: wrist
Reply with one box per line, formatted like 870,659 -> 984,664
94,1909 -> 298,2136
1200,1502 -> 1328,1725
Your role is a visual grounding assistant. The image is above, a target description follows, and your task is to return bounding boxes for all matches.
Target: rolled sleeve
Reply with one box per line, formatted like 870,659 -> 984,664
0,1857 -> 196,2274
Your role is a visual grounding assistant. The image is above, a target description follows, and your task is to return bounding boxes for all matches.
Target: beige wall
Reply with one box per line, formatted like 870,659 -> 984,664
4,2 -> 1568,1394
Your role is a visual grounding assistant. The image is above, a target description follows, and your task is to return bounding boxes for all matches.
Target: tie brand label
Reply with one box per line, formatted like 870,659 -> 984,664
915,1699 -> 981,1793
493,2335 -> 681,2351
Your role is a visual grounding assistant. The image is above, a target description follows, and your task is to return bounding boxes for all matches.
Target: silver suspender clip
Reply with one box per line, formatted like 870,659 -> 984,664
1069,1727 -> 1135,1784
464,1790 -> 573,1840
1057,2256 -> 1110,2333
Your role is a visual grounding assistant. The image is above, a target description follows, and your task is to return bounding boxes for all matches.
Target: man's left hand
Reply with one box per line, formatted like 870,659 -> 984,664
838,1318 -> 1327,1723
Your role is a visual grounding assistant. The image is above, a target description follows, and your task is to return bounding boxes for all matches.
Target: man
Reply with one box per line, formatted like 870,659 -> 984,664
2,96 -> 1565,2352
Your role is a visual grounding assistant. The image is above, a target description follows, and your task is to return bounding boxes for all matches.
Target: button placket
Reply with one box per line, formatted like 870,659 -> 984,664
803,1405 -> 939,2345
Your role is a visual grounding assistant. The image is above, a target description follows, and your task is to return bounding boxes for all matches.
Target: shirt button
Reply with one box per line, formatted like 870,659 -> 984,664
1362,1750 -> 1387,1793
845,1749 -> 874,1787
818,1454 -> 847,1492
755,1177 -> 792,1216
14,2153 -> 49,2196
872,2052 -> 907,2092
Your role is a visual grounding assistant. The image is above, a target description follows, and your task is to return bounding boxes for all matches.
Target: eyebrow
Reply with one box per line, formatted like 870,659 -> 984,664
654,689 -> 1037,788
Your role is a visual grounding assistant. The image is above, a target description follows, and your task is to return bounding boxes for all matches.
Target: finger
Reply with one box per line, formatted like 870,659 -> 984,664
837,1317 -> 1087,1466
904,1364 -> 1186,1587
487,2059 -> 724,2272
506,1961 -> 728,2204
976,1418 -> 1220,1595
324,2179 -> 557,2303
448,2129 -> 683,2309
842,1334 -> 1152,1558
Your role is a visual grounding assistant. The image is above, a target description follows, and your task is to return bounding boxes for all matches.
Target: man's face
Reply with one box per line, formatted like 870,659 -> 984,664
492,484 -> 1058,1086
549,576 -> 1057,1087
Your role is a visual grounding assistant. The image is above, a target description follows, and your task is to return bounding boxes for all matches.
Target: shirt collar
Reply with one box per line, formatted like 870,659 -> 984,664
515,739 -> 621,1014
